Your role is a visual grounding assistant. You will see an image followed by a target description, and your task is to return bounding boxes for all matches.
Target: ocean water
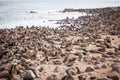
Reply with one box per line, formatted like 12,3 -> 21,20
0,0 -> 120,29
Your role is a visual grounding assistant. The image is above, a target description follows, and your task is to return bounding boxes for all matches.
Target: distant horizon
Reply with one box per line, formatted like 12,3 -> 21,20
0,0 -> 120,2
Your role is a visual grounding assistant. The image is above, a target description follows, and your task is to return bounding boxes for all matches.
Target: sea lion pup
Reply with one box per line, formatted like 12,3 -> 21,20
61,69 -> 74,80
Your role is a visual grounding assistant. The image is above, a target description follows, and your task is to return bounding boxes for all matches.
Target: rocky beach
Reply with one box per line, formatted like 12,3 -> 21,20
0,7 -> 120,80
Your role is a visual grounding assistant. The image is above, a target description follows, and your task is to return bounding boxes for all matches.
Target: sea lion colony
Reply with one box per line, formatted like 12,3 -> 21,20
0,7 -> 120,80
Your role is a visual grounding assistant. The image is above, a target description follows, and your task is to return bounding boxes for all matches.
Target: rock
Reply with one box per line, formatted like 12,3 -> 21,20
0,70 -> 9,78
23,70 -> 36,80
85,67 -> 94,72
112,64 -> 120,73
29,11 -> 36,13
107,71 -> 119,80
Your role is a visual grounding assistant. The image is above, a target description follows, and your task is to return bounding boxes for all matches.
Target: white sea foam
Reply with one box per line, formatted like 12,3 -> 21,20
0,0 -> 119,29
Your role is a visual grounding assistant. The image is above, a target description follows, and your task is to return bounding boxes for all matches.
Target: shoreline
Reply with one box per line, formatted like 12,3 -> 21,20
0,7 -> 120,80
